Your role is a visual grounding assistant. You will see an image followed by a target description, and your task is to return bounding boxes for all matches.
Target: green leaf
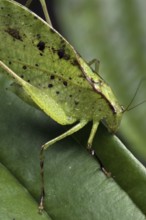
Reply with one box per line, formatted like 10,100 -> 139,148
0,163 -> 50,219
0,1 -> 146,219
0,75 -> 146,220
1,73 -> 146,219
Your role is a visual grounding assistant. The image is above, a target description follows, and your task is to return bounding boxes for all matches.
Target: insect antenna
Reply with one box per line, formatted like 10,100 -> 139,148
123,79 -> 146,112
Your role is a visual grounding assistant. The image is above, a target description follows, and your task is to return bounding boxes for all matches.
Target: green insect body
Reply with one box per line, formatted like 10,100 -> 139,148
0,0 -> 123,150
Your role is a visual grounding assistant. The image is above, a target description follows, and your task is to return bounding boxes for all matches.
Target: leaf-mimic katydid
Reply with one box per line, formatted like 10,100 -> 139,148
0,0 -> 124,210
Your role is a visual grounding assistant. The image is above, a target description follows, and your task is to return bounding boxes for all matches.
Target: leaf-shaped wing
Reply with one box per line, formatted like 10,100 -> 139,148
0,0 -> 102,125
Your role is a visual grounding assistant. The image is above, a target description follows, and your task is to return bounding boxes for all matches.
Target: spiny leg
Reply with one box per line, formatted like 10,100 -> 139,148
39,147 -> 45,213
93,153 -> 111,177
39,120 -> 88,211
87,121 -> 111,177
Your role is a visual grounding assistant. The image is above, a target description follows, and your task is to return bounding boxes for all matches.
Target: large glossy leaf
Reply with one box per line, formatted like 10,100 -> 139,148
1,72 -> 146,219
0,1 -> 146,219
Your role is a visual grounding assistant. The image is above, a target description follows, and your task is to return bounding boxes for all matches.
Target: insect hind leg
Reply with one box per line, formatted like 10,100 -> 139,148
42,120 -> 88,151
39,120 -> 88,211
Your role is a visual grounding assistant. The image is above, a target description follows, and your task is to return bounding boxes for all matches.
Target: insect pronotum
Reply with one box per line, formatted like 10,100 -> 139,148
0,0 -> 124,211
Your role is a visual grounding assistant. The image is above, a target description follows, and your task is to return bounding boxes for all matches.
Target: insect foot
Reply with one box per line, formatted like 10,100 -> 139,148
39,147 -> 45,212
88,148 -> 111,177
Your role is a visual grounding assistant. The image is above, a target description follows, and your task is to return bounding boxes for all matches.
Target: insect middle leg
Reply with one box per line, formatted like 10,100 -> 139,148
88,59 -> 100,73
87,121 -> 111,177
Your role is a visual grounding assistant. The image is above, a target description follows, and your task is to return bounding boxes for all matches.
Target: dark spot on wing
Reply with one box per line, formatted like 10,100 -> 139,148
23,65 -> 27,70
51,44 -> 70,60
36,34 -> 41,39
50,75 -> 55,80
75,101 -> 79,105
37,41 -> 45,51
56,91 -> 60,95
51,47 -> 55,53
5,28 -> 22,41
79,74 -> 84,78
9,61 -> 11,65
71,59 -> 79,66
35,63 -> 39,67
48,83 -> 53,88
57,48 -> 70,60
20,75 -> 24,78
63,81 -> 68,87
